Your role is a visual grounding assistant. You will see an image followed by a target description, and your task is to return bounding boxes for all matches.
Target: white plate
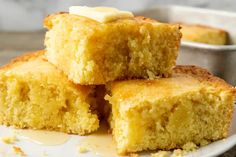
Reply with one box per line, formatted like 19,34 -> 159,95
0,106 -> 235,157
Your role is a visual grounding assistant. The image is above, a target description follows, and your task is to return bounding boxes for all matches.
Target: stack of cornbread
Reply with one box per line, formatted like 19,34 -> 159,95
0,6 -> 235,156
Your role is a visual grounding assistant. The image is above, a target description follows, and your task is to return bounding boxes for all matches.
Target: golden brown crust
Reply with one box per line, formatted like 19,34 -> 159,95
134,16 -> 158,23
44,12 -> 102,30
174,65 -> 236,96
175,23 -> 228,45
174,65 -> 212,77
178,23 -> 227,33
136,16 -> 181,30
0,50 -> 45,71
44,12 -> 68,29
44,13 -> 157,28
0,50 -> 95,94
44,12 -> 180,30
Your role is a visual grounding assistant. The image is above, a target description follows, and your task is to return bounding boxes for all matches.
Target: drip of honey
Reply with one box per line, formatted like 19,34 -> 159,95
78,122 -> 122,157
14,129 -> 69,146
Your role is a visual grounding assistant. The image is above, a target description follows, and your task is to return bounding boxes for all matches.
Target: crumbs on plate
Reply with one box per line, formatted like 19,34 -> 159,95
0,135 -> 17,144
12,146 -> 26,156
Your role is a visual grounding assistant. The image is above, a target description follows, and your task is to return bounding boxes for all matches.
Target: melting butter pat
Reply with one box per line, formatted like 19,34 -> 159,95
69,6 -> 134,22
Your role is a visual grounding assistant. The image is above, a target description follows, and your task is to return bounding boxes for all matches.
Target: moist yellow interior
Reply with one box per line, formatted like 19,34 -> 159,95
0,57 -> 99,135
106,74 -> 234,154
45,14 -> 181,84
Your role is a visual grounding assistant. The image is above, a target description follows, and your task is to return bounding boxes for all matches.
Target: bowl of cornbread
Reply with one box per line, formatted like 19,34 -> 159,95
0,6 -> 236,157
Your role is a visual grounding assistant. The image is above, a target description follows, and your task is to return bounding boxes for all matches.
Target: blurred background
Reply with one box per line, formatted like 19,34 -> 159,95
1,0 -> 236,32
1,0 -> 236,51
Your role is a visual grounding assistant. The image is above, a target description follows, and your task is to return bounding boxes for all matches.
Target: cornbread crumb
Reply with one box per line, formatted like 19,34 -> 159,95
151,151 -> 171,157
172,149 -> 185,157
151,149 -> 186,157
200,139 -> 210,146
12,146 -> 26,156
182,142 -> 197,151
0,135 -> 17,144
77,145 -> 89,153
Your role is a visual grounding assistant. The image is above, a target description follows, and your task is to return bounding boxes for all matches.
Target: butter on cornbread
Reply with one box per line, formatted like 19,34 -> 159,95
44,6 -> 182,85
0,51 -> 99,135
180,23 -> 228,45
105,65 -> 236,154
69,6 -> 134,23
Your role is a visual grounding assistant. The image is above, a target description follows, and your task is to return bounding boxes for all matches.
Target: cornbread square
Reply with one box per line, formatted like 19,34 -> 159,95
0,51 -> 99,135
105,65 -> 236,154
180,24 -> 228,45
44,13 -> 182,84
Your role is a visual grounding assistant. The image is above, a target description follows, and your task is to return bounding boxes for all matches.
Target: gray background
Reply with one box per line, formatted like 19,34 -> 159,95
0,0 -> 236,31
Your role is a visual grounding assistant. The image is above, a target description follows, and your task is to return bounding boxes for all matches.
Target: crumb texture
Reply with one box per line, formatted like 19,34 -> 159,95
44,13 -> 181,84
106,65 -> 236,154
0,51 -> 99,135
